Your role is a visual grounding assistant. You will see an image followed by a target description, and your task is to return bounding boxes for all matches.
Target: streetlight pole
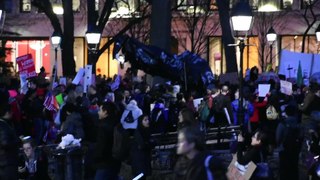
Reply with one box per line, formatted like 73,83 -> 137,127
85,30 -> 101,74
230,0 -> 253,126
51,32 -> 61,89
266,27 -> 277,65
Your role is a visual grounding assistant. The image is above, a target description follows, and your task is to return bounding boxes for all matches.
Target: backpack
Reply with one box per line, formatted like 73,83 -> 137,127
124,110 -> 135,123
282,122 -> 302,150
266,105 -> 278,120
112,124 -> 131,161
213,96 -> 224,114
199,101 -> 210,122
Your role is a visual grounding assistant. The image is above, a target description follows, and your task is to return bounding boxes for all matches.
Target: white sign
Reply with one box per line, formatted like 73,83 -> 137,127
83,65 -> 93,93
258,84 -> 270,97
193,98 -> 203,110
280,80 -> 293,95
72,68 -> 85,85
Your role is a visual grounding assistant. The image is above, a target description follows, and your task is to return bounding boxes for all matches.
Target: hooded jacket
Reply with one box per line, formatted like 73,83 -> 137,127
120,100 -> 143,129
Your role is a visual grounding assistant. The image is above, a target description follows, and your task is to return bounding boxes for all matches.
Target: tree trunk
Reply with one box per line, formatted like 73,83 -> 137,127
61,0 -> 76,77
216,0 -> 237,73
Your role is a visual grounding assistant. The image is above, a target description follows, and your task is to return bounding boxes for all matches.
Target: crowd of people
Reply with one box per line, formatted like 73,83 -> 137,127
1,66 -> 320,179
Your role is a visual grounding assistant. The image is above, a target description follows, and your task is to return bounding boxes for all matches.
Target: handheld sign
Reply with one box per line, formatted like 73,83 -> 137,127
258,84 -> 270,97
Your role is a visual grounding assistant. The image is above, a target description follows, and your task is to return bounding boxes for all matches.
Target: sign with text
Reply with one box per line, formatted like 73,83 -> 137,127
16,54 -> 36,78
227,154 -> 256,180
280,80 -> 293,95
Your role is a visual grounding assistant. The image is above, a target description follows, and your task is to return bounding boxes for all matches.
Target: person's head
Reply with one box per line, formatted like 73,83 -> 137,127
64,103 -> 76,115
22,137 -> 36,158
221,85 -> 229,95
89,85 -> 97,95
285,104 -> 296,117
178,108 -> 195,124
177,126 -> 205,156
98,101 -> 117,120
138,114 -> 150,129
234,89 -> 239,99
251,130 -> 267,146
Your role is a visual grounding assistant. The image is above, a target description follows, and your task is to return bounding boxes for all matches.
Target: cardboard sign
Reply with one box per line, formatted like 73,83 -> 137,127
258,84 -> 270,97
220,72 -> 239,85
16,54 -> 36,78
280,80 -> 293,95
83,65 -> 93,93
227,154 -> 257,180
72,68 -> 85,85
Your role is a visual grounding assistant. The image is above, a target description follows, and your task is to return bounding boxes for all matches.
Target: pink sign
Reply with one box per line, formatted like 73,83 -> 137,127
16,54 -> 36,78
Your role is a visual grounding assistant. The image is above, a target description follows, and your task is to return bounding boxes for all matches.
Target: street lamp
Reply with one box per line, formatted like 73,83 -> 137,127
50,31 -> 61,87
316,24 -> 320,42
266,27 -> 277,64
230,0 -> 253,126
85,31 -> 101,51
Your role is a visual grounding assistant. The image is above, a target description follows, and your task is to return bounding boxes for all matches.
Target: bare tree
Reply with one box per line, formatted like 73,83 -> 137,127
253,12 -> 287,72
172,0 -> 220,57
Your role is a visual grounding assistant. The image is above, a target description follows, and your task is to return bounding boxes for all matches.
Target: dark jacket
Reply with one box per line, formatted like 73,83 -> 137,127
0,118 -> 19,177
183,152 -> 227,180
94,117 -> 120,169
130,127 -> 152,176
18,149 -> 50,180
237,142 -> 262,165
60,112 -> 84,139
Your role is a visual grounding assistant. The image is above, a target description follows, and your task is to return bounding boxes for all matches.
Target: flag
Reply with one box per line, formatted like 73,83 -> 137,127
43,92 -> 59,112
297,61 -> 303,87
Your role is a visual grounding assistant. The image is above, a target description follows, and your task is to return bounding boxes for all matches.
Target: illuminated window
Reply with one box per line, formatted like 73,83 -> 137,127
20,0 -> 31,12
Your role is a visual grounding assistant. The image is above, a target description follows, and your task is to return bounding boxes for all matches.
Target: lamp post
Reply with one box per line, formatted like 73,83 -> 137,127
230,0 -> 253,126
50,31 -> 61,88
266,27 -> 277,64
85,30 -> 101,73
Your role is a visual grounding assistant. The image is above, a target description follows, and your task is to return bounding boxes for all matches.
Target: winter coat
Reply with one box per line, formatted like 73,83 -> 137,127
120,100 -> 143,130
94,117 -> 120,169
130,127 -> 152,177
0,118 -> 19,177
232,99 -> 254,125
18,149 -> 50,180
183,152 -> 227,180
60,112 -> 84,139
250,100 -> 268,123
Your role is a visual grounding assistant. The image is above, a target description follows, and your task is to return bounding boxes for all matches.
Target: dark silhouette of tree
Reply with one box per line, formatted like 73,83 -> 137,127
216,0 -> 237,73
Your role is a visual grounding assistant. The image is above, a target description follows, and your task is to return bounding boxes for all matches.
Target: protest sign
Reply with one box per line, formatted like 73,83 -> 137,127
280,80 -> 293,95
258,84 -> 270,97
16,54 -> 36,78
227,154 -> 257,180
72,68 -> 85,85
193,98 -> 203,110
84,65 -> 93,93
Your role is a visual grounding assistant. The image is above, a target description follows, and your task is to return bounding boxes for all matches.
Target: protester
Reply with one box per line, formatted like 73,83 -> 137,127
175,126 -> 226,179
0,88 -> 19,180
237,130 -> 268,179
94,102 -> 121,180
120,100 -> 143,130
130,114 -> 152,180
276,105 -> 301,180
18,137 -> 50,180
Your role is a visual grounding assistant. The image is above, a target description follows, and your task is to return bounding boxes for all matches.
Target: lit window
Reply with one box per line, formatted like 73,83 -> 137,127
20,0 -> 31,12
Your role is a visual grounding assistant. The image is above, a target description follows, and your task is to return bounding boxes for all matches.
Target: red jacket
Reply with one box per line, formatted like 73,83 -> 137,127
250,100 -> 267,123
